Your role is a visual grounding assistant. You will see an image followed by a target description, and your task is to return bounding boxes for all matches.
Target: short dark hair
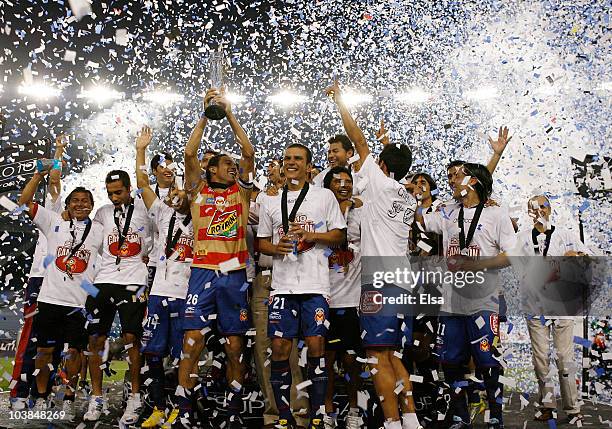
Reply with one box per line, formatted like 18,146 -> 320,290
447,160 -> 466,170
411,172 -> 438,201
323,166 -> 353,189
105,170 -> 131,188
65,187 -> 94,209
150,152 -> 173,173
328,134 -> 354,153
201,149 -> 218,159
205,154 -> 232,183
379,144 -> 412,182
462,163 -> 493,202
285,143 -> 312,164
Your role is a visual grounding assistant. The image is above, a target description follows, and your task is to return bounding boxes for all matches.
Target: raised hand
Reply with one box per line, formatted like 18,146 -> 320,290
136,125 -> 153,150
376,119 -> 390,146
488,126 -> 512,155
324,80 -> 341,102
212,87 -> 231,114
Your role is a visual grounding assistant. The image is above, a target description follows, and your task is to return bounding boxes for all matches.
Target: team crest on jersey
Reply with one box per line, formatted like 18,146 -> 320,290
207,209 -> 238,238
56,246 -> 91,277
490,313 -> 499,336
359,290 -> 382,314
328,247 -> 354,271
314,307 -> 325,323
172,237 -> 194,261
240,309 -> 248,322
108,229 -> 142,258
480,338 -> 490,352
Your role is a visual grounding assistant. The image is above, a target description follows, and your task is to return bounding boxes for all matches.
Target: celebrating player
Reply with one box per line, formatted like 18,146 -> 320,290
177,88 -> 255,428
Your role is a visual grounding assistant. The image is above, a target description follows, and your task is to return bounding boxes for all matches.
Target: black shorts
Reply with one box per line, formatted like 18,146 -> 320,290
326,307 -> 362,352
85,283 -> 146,337
33,302 -> 87,351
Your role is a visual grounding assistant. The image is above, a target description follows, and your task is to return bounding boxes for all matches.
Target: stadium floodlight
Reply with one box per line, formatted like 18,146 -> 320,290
18,82 -> 61,99
341,90 -> 372,106
79,86 -> 124,102
226,92 -> 246,104
142,90 -> 184,105
267,91 -> 307,107
464,86 -> 498,100
394,88 -> 431,104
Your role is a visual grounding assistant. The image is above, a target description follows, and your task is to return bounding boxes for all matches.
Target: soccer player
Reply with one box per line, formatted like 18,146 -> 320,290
146,150 -> 175,289
414,163 -> 516,429
326,80 -> 423,429
311,135 -> 355,188
257,142 -> 346,429
512,194 -> 588,423
134,126 -> 193,427
10,135 -> 65,410
18,171 -> 103,420
177,88 -> 255,428
322,167 -> 363,429
84,169 -> 152,424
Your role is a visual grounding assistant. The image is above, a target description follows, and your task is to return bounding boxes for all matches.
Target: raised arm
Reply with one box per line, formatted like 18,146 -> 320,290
214,90 -> 255,183
18,171 -> 47,218
185,91 -> 214,193
486,126 -> 512,174
325,81 -> 370,163
48,134 -> 66,201
135,126 -> 157,209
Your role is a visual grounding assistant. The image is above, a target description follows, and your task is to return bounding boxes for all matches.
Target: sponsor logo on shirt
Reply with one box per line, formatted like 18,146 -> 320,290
314,307 -> 325,323
206,210 -> 238,238
108,229 -> 142,258
55,246 -> 91,277
447,237 -> 481,258
489,313 -> 499,336
360,290 -> 382,314
276,214 -> 315,254
479,338 -> 490,352
172,236 -> 194,261
269,311 -> 281,320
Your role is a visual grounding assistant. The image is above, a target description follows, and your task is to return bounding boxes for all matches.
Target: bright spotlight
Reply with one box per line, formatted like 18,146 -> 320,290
395,88 -> 431,104
226,92 -> 246,104
79,86 -> 124,102
18,82 -> 61,99
267,91 -> 307,107
464,86 -> 498,100
142,90 -> 184,105
342,90 -> 372,106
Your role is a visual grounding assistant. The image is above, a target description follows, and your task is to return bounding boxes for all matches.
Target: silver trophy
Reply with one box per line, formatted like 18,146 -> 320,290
204,50 -> 227,120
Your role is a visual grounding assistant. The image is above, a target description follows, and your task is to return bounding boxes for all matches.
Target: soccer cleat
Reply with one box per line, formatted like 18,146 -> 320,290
121,392 -> 144,425
83,395 -> 107,422
274,419 -> 297,429
161,408 -> 180,429
323,415 -> 336,429
448,416 -> 472,429
310,418 -> 324,429
62,399 -> 75,422
534,408 -> 555,421
142,407 -> 166,428
346,413 -> 362,429
468,398 -> 487,422
10,397 -> 28,410
487,418 -> 504,429
32,397 -> 48,412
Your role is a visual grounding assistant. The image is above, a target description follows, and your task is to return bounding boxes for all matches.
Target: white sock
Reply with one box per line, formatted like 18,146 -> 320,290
401,413 -> 420,429
384,419 -> 402,429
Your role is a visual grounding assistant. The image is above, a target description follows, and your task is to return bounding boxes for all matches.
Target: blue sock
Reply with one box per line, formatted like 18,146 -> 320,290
146,355 -> 166,410
270,359 -> 293,422
307,356 -> 328,419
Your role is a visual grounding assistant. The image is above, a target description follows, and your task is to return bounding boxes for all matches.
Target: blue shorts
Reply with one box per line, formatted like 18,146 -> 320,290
359,313 -> 413,348
435,312 -> 501,367
181,267 -> 250,335
267,294 -> 329,339
141,295 -> 185,359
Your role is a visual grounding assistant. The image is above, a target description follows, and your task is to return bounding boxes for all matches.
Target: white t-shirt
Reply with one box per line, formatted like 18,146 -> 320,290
312,166 -> 331,187
511,225 -> 590,319
29,195 -> 63,278
423,204 -> 517,314
93,197 -> 151,286
148,199 -> 192,299
354,154 -> 415,257
329,206 -> 362,308
148,185 -> 170,268
257,185 -> 347,297
312,165 -> 365,195
33,204 -> 104,308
